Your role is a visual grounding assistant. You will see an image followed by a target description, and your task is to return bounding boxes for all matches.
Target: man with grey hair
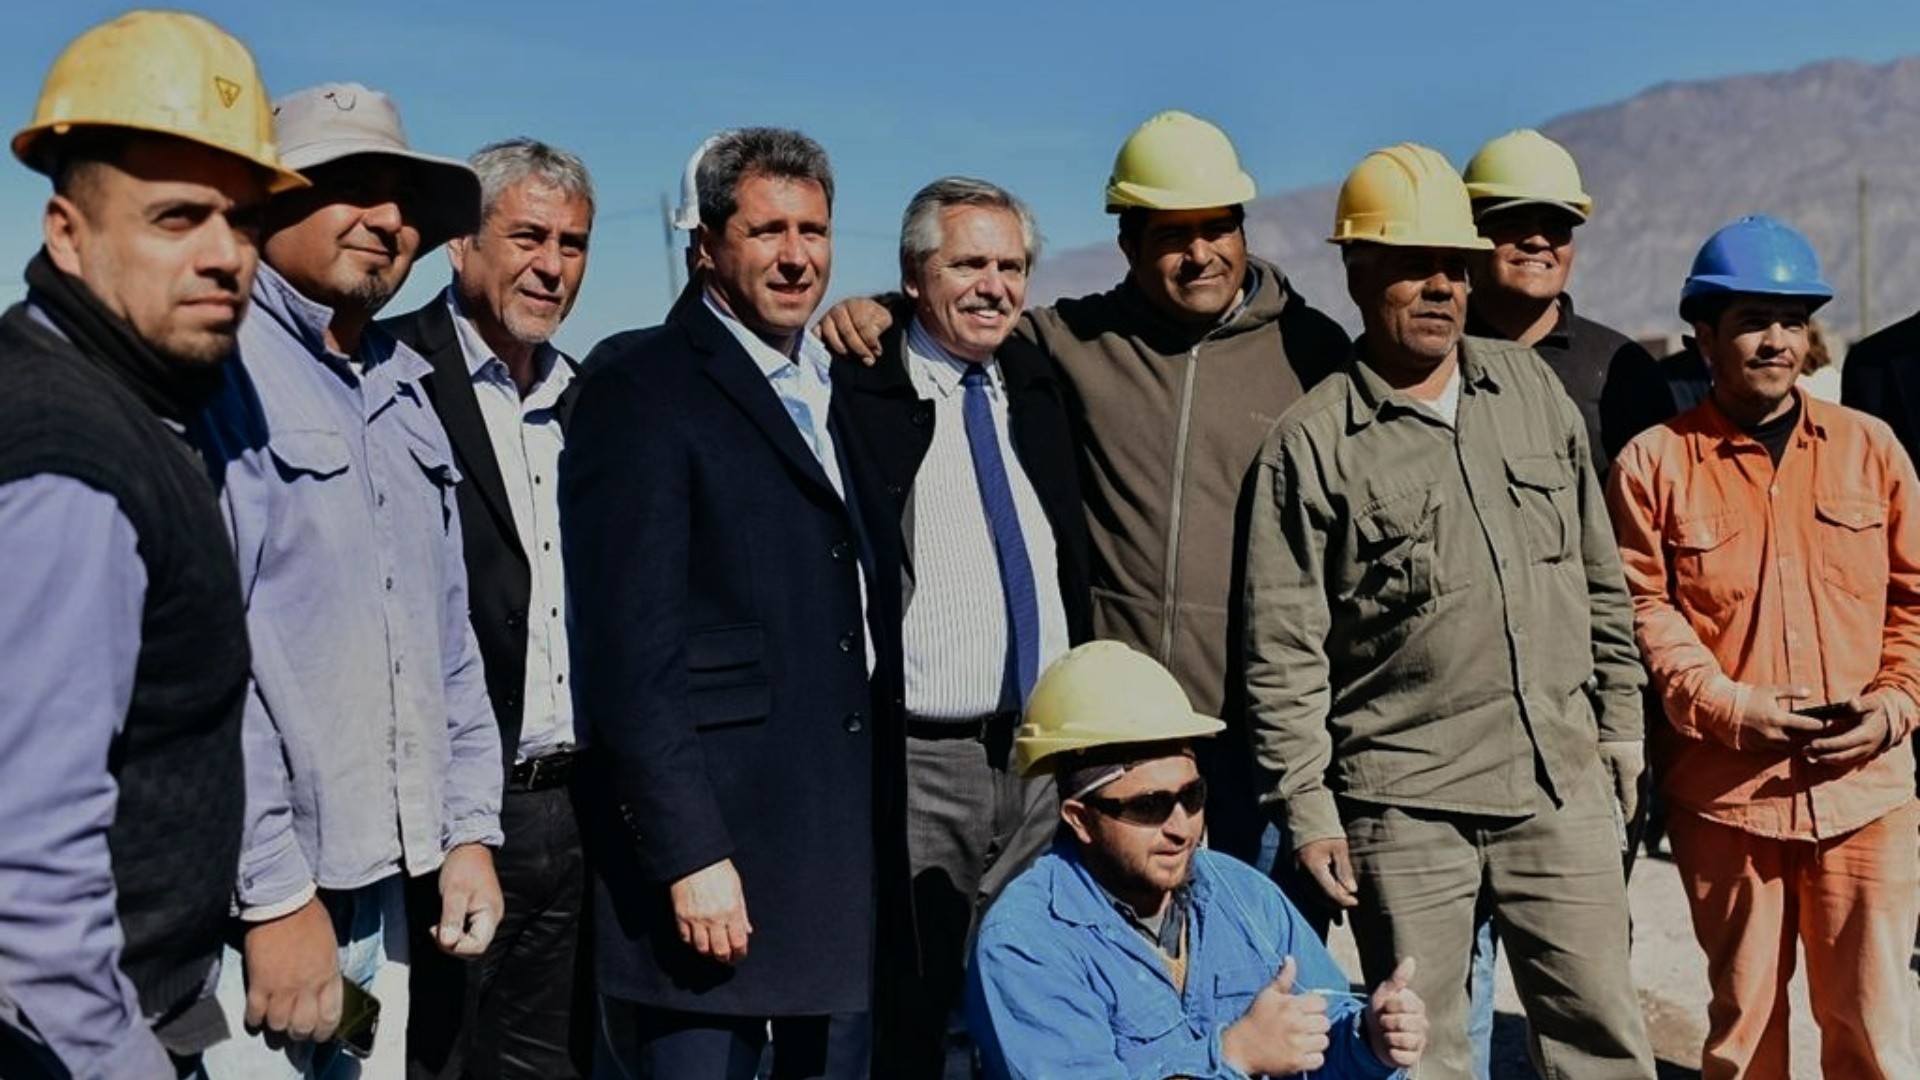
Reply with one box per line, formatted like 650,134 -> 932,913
380,136 -> 595,1079
832,176 -> 1091,1078
562,127 -> 879,1079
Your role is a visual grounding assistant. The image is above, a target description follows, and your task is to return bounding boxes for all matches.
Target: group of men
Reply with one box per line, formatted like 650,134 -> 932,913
1,9 -> 1916,1080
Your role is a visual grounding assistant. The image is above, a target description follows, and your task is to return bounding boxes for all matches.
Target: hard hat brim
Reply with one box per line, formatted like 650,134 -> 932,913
1016,710 -> 1226,777
1468,194 -> 1591,224
12,120 -> 309,194
1326,230 -> 1494,252
1104,173 -> 1256,214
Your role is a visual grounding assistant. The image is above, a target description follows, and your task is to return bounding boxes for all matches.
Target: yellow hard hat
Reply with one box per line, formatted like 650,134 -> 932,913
1015,641 -> 1225,776
1327,143 -> 1492,251
1104,110 -> 1257,213
13,10 -> 306,193
1463,129 -> 1592,222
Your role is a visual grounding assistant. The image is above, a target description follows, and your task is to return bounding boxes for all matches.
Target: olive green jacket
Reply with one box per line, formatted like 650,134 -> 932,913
1243,334 -> 1644,846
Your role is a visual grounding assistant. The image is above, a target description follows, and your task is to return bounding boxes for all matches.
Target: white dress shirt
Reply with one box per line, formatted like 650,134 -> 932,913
449,290 -> 577,761
901,319 -> 1069,720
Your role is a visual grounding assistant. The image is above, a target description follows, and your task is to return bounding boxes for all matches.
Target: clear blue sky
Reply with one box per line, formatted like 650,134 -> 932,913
3,0 -> 1918,354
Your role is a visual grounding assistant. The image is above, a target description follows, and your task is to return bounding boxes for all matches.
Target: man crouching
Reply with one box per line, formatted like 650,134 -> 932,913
966,642 -> 1426,1079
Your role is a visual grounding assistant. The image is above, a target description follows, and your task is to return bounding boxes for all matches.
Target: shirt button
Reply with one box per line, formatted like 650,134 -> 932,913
393,661 -> 402,675
843,712 -> 865,733
385,576 -> 394,591
534,474 -> 544,486
376,491 -> 387,507
839,632 -> 856,653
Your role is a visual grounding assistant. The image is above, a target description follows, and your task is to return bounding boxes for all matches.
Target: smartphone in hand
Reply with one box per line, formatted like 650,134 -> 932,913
333,978 -> 381,1060
1795,702 -> 1856,725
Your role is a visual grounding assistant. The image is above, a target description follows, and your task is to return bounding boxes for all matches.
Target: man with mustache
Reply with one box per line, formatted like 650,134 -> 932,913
966,642 -> 1428,1080
830,177 -> 1091,1078
1243,145 -> 1655,1080
818,111 -> 1351,913
1609,216 -> 1920,1080
0,12 -> 304,1077
562,127 -> 878,1080
381,138 -> 596,1080
199,83 -> 504,1077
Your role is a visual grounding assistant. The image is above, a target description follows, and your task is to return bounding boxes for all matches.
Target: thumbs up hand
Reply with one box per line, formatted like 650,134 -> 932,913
1220,955 -> 1333,1076
1364,957 -> 1428,1070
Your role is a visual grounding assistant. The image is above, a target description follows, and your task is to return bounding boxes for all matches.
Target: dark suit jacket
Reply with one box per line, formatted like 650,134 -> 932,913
830,324 -> 1093,977
1843,310 -> 1920,467
378,295 -> 580,775
560,287 -> 882,1016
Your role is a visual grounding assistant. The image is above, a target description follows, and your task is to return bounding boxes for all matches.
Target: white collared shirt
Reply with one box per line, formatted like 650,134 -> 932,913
900,319 -> 1069,719
701,291 -> 872,671
448,289 -> 577,761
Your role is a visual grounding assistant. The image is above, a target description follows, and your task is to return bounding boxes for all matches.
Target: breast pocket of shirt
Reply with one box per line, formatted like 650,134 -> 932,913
1813,492 -> 1890,602
1505,453 -> 1578,565
404,435 -> 462,534
1668,511 -> 1755,622
1351,489 -> 1439,616
268,429 -> 353,484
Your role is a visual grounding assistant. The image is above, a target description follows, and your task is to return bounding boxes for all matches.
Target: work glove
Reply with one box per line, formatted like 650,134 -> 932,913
1597,740 -> 1646,846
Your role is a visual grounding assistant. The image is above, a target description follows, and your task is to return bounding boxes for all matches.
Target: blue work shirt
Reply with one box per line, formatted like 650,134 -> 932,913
967,843 -> 1400,1080
205,265 -> 502,917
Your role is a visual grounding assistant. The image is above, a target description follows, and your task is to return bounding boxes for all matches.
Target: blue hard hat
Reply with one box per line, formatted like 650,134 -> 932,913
1679,214 -> 1833,319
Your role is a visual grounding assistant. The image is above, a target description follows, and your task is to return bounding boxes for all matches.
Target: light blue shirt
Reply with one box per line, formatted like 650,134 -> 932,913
205,265 -> 503,917
967,844 -> 1399,1080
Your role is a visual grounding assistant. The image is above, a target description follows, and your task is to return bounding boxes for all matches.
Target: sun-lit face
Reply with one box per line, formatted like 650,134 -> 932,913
45,134 -> 269,367
1697,293 -> 1814,425
264,155 -> 423,318
905,204 -> 1028,362
449,178 -> 593,347
1066,753 -> 1206,904
699,172 -> 831,348
1475,204 -> 1578,303
1123,207 -> 1248,326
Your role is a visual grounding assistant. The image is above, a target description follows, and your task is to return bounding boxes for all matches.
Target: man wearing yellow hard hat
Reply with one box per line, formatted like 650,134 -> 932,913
819,109 -> 1351,909
0,10 -> 302,1078
965,641 -> 1427,1079
1243,145 -> 1657,1079
1457,126 -> 1670,1080
1462,129 -> 1671,474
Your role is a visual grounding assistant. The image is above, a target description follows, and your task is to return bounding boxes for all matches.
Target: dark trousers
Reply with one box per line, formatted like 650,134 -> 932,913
408,783 -> 588,1080
593,999 -> 870,1080
876,721 -> 1058,1079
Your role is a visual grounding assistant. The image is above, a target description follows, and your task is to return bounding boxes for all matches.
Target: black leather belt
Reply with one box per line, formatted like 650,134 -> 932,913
509,749 -> 579,792
904,711 -> 1020,741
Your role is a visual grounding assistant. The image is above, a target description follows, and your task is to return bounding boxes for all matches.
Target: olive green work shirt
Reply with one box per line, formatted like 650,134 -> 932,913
1243,334 -> 1644,848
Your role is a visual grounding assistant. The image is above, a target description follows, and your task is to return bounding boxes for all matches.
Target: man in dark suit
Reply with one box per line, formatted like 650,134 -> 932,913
831,177 -> 1094,1079
381,138 -> 595,1080
1843,311 -> 1920,466
560,127 -> 879,1080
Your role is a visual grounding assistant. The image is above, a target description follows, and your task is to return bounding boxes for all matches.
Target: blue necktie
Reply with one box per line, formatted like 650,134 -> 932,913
961,366 -> 1041,707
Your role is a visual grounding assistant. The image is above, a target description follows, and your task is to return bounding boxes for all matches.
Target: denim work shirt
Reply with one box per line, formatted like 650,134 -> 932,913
206,265 -> 502,916
966,844 -> 1398,1080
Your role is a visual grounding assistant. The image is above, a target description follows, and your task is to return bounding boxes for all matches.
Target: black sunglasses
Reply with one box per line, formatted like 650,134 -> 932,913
1083,777 -> 1208,827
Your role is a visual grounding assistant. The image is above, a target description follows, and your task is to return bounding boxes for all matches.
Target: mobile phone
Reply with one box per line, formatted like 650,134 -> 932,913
1794,702 -> 1855,722
333,978 -> 380,1060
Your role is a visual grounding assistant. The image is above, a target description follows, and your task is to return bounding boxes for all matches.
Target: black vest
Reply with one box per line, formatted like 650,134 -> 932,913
0,304 -> 248,1019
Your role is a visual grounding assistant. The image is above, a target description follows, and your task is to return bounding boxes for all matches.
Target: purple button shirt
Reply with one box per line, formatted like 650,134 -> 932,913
0,474 -> 173,1078
208,265 -> 502,916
